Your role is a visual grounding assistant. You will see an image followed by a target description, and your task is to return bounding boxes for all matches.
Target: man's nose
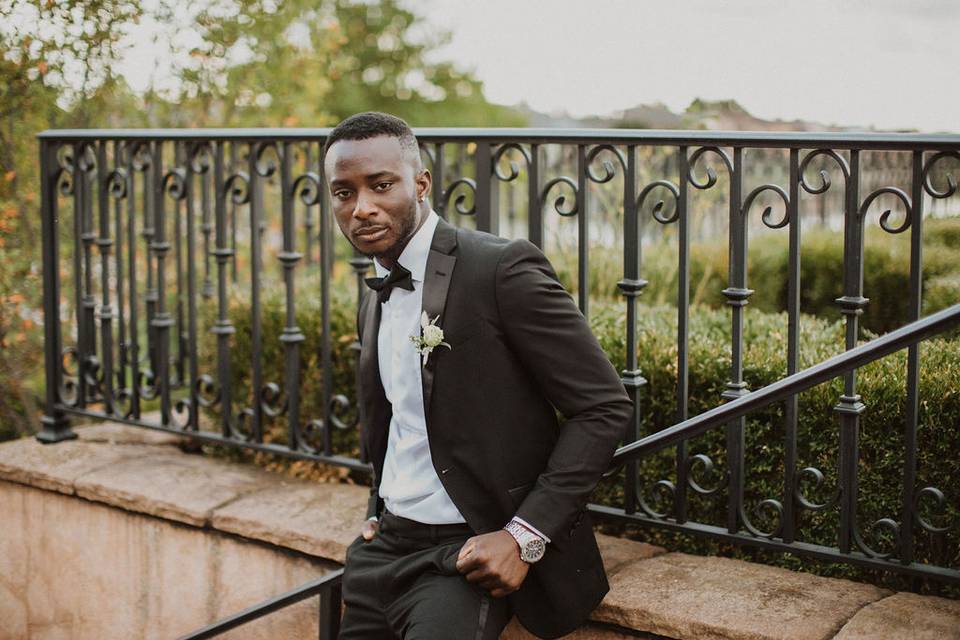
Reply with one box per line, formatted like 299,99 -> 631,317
353,192 -> 378,219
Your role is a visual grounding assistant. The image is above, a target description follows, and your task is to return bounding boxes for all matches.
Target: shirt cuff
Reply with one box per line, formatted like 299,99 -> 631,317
510,516 -> 551,544
367,516 -> 379,521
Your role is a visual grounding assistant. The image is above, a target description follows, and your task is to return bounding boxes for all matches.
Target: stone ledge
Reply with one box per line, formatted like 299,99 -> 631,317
596,532 -> 665,576
211,480 -> 369,563
832,592 -> 960,640
0,437 -> 156,495
1,418 -> 957,640
74,449 -> 284,527
0,419 -> 666,572
594,552 -> 891,640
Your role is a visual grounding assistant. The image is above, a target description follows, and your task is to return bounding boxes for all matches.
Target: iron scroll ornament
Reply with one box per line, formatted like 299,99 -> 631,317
638,180 -> 680,225
585,144 -> 627,185
858,186 -> 912,235
922,150 -> 960,199
105,164 -> 135,418
492,142 -> 532,183
443,177 -> 478,216
688,146 -> 733,191
741,183 -> 790,229
539,176 -> 579,217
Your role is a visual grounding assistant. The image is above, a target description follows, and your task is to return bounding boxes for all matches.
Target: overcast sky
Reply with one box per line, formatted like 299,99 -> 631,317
107,0 -> 958,132
413,0 -> 959,132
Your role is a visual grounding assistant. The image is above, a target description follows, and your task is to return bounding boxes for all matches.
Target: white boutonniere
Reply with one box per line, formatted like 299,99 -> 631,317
410,310 -> 451,366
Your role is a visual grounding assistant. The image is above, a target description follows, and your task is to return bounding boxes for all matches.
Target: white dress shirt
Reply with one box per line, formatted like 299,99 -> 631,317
374,210 -> 465,524
372,210 -> 550,541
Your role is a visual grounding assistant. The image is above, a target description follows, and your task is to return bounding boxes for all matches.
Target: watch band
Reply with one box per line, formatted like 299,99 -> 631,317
503,519 -> 546,563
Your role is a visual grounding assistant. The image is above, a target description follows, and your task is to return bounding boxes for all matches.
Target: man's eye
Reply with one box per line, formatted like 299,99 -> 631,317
333,190 -> 352,200
373,182 -> 392,191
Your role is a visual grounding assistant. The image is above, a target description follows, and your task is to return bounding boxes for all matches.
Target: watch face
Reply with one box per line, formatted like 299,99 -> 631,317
521,538 -> 546,563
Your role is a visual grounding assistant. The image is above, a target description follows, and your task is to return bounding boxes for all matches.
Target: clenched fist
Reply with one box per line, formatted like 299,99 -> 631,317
455,530 -> 530,598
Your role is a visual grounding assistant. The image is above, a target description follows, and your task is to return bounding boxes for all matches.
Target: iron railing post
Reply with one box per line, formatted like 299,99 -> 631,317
37,139 -> 76,443
318,580 -> 342,640
474,142 -> 499,234
835,149 -> 867,555
618,144 -> 646,515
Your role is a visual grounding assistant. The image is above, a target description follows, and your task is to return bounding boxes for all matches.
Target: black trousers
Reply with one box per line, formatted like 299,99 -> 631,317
338,511 -> 513,640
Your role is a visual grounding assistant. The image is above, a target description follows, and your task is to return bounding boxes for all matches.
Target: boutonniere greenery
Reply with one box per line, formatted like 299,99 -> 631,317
410,311 -> 451,366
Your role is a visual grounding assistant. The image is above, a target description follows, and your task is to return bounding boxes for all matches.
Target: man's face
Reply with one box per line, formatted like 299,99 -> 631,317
325,135 -> 430,263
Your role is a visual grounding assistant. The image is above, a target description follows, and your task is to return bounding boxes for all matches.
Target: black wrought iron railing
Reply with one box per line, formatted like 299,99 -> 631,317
599,302 -> 960,584
35,128 -> 960,599
180,305 -> 960,638
176,567 -> 342,640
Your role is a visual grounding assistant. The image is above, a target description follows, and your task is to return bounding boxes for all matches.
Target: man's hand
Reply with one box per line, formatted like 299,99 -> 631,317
361,518 -> 379,541
455,530 -> 530,598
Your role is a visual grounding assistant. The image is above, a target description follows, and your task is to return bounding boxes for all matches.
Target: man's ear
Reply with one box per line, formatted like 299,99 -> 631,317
416,169 -> 432,202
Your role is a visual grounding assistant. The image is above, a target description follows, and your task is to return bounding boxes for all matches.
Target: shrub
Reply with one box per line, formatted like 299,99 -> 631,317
196,272 -> 363,466
926,216 -> 960,249
552,220 -> 960,335
589,300 -> 960,593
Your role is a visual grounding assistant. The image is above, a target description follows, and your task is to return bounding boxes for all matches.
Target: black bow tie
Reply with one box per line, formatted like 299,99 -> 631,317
365,262 -> 415,303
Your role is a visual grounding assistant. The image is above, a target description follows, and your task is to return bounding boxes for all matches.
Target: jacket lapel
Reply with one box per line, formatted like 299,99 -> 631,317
359,290 -> 383,400
358,289 -> 389,463
420,217 -> 458,421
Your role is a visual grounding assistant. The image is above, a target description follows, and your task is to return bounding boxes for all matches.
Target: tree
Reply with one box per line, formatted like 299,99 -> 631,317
0,1 -> 146,436
162,0 -> 523,127
0,0 -> 524,439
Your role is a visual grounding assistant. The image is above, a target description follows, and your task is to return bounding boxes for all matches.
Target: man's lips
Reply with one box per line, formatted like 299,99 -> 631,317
354,226 -> 388,242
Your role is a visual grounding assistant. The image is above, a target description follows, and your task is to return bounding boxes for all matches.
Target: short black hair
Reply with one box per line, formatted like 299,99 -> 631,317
323,111 -> 420,160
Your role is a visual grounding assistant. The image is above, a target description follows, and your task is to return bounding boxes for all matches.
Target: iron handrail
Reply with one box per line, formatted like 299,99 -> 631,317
177,568 -> 343,640
609,303 -> 960,471
36,127 -> 960,150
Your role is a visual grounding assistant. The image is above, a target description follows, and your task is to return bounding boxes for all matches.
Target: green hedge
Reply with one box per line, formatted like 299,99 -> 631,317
587,300 -> 959,594
551,217 -> 960,335
197,276 -> 362,459
198,279 -> 959,593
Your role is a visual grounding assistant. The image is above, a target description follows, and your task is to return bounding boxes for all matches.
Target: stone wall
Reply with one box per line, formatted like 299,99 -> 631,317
0,481 -> 337,639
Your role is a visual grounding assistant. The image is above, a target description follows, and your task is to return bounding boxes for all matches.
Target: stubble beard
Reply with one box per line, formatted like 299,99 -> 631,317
374,197 -> 422,267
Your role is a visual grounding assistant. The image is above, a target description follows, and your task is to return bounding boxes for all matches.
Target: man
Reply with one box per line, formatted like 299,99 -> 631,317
324,112 -> 633,640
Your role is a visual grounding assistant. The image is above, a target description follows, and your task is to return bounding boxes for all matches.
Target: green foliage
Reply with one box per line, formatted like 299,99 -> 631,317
0,0 -> 147,438
147,0 -> 524,128
196,273 -> 362,455
321,0 -> 524,127
552,222 -> 960,335
926,216 -> 960,249
587,300 -> 960,593
0,0 -> 524,440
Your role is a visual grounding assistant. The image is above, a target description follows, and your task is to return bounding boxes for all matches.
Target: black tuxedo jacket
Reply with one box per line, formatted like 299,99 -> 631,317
355,216 -> 633,639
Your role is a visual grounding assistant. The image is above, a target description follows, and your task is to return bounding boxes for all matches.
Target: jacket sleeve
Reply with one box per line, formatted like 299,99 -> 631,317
494,238 -> 633,542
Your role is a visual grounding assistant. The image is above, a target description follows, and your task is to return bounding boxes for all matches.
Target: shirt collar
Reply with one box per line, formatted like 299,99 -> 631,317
373,209 -> 440,281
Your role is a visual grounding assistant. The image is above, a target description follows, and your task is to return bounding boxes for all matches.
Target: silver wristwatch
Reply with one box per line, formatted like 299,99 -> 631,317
503,520 -> 546,563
